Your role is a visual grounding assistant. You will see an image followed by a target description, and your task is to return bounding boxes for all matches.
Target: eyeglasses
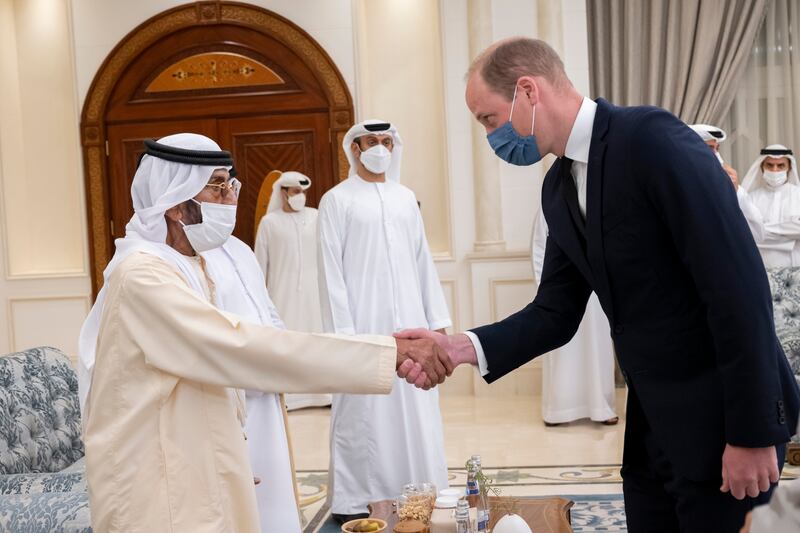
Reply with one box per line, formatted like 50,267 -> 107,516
205,178 -> 241,198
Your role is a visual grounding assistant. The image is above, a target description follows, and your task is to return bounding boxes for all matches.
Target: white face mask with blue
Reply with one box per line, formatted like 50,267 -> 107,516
486,84 -> 543,166
181,199 -> 237,252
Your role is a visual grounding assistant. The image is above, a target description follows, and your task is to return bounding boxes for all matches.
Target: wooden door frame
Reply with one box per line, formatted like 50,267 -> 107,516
80,1 -> 354,296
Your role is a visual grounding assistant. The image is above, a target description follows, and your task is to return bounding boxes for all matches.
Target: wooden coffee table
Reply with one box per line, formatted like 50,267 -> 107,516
369,496 -> 574,532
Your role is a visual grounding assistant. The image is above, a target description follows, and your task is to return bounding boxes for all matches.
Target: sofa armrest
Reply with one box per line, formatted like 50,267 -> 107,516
0,469 -> 85,496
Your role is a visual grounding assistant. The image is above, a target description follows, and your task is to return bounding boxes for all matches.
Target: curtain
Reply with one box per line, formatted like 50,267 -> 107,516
586,0 -> 769,123
721,0 -> 800,176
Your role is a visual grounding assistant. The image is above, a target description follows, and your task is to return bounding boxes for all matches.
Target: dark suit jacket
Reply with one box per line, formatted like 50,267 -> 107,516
472,98 -> 800,480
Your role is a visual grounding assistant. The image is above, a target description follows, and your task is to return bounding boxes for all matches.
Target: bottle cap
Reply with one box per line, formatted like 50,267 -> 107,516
435,496 -> 458,508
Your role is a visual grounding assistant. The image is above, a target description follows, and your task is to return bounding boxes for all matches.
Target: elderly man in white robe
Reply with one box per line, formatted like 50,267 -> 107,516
736,145 -> 800,267
689,123 -> 739,188
78,133 -> 452,533
318,120 -> 453,522
531,208 -> 617,426
254,171 -> 331,411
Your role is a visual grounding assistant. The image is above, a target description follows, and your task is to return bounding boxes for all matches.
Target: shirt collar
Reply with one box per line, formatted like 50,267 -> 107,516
564,97 -> 597,164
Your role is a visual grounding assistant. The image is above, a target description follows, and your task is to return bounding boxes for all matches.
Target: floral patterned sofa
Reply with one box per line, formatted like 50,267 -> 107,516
0,346 -> 91,532
766,268 -> 800,464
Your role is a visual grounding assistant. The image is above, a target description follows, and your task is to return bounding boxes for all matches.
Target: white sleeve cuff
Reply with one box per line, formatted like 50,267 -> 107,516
463,331 -> 490,377
428,319 -> 453,331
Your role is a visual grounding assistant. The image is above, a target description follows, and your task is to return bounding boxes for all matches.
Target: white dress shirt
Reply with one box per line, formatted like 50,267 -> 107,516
469,97 -> 598,376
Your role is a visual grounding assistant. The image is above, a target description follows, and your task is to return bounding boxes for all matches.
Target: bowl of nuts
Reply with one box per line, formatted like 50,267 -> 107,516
341,518 -> 387,532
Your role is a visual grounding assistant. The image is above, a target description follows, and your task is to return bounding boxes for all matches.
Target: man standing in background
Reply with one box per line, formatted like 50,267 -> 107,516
689,123 -> 739,188
531,208 -> 617,426
737,145 -> 800,267
318,120 -> 452,523
255,171 -> 330,410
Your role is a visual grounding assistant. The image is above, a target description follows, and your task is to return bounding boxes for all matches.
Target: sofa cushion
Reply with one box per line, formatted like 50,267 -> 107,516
0,347 -> 83,475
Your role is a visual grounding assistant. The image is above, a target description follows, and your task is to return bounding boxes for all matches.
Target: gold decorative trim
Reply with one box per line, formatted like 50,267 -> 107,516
86,147 -> 107,290
146,52 -> 284,93
335,130 -> 349,182
220,5 -> 348,106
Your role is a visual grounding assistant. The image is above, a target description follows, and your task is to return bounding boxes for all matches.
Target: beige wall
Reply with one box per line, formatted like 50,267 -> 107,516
0,0 -> 90,360
354,0 -> 452,256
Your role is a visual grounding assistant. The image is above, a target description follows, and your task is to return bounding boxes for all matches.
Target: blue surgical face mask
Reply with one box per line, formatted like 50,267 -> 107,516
486,85 -> 542,166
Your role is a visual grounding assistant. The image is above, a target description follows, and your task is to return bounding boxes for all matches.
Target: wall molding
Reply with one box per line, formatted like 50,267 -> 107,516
6,269 -> 89,281
7,294 -> 90,353
438,278 -> 459,332
488,277 -> 534,323
466,249 -> 532,263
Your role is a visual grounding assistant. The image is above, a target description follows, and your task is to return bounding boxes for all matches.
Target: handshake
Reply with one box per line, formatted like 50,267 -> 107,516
392,329 -> 478,390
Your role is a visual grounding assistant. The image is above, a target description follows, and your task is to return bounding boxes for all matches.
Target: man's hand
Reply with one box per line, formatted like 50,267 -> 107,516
393,329 -> 479,388
724,163 -> 739,191
720,444 -> 779,500
395,328 -> 479,368
395,336 -> 454,390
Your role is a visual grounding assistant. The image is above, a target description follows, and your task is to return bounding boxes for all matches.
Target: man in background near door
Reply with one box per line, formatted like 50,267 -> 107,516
689,123 -> 739,189
531,208 -> 618,426
255,171 -> 331,411
318,120 -> 452,523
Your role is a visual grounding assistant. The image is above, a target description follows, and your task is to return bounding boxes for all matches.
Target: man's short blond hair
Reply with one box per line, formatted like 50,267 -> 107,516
468,37 -> 570,100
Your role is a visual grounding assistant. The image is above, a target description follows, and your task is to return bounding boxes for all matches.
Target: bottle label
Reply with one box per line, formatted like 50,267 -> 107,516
477,510 -> 488,531
467,481 -> 479,495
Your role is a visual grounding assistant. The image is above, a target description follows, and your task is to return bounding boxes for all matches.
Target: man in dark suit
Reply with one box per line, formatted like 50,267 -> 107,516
397,37 -> 800,532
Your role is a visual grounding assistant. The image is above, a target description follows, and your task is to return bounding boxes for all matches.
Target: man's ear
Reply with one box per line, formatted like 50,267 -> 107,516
351,141 -> 361,158
517,76 -> 540,106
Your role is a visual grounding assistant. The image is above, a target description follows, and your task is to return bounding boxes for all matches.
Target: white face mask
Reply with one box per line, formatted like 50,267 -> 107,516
181,200 -> 237,252
763,170 -> 789,188
360,145 -> 392,175
715,151 -> 724,167
287,192 -> 306,211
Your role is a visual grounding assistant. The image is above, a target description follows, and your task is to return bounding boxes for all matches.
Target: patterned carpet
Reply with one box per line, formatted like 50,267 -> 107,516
298,463 -> 800,532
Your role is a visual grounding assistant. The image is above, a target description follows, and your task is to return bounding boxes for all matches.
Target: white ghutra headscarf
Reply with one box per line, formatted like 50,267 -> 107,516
342,119 -> 404,182
266,171 -> 312,214
741,144 -> 799,192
